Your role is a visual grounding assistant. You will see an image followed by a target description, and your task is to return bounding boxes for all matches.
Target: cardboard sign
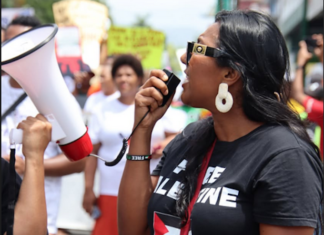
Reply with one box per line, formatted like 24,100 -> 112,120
108,26 -> 165,69
52,0 -> 108,43
53,0 -> 107,69
55,26 -> 83,77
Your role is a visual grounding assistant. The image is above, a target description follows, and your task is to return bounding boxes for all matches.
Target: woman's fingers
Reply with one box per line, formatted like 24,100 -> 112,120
133,69 -> 175,129
138,86 -> 164,105
136,69 -> 176,112
149,69 -> 169,82
136,90 -> 161,112
16,115 -> 52,159
35,113 -> 49,122
141,76 -> 169,96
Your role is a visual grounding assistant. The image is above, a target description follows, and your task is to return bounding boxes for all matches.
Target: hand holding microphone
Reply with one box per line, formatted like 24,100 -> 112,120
134,69 -> 180,131
96,69 -> 180,166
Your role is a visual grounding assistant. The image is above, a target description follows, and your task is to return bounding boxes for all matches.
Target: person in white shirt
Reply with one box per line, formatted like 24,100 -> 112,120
83,56 -> 120,124
82,54 -> 186,235
1,16 -> 86,235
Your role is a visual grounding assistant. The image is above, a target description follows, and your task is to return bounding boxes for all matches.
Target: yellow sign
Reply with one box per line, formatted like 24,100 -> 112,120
107,26 -> 165,69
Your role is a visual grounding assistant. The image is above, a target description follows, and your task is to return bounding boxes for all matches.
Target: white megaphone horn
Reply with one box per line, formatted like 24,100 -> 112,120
1,24 -> 93,161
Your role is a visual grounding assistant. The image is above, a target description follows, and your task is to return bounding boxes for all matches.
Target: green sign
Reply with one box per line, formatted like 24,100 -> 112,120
107,26 -> 165,69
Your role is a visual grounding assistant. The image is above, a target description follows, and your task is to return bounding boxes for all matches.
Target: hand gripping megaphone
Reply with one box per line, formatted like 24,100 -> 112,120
1,24 -> 93,161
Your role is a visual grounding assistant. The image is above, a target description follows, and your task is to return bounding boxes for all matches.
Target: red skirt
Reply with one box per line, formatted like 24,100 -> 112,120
92,195 -> 118,235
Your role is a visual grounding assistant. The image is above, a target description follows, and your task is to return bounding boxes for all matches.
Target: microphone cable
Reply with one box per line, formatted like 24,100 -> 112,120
89,109 -> 150,166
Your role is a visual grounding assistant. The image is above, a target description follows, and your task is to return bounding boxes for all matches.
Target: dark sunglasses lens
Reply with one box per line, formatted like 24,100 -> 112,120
187,42 -> 194,65
187,51 -> 192,65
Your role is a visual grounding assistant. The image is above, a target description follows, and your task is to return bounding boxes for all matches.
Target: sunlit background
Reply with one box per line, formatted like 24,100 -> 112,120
1,0 -> 323,234
2,0 -> 322,76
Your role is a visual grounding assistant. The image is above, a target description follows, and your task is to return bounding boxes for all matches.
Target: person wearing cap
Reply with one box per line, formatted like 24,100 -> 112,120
73,64 -> 95,95
291,34 -> 323,159
72,63 -> 96,109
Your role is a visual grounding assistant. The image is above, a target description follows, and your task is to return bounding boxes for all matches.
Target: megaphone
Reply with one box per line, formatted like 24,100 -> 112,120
1,24 -> 93,161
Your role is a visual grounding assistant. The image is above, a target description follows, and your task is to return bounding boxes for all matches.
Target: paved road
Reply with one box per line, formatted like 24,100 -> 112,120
56,170 -> 100,234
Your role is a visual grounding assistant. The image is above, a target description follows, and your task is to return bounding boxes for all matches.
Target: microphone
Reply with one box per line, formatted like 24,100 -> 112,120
91,69 -> 181,166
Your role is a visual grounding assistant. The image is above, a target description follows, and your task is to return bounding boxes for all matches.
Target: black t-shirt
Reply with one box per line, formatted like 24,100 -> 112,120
148,119 -> 323,235
1,158 -> 22,235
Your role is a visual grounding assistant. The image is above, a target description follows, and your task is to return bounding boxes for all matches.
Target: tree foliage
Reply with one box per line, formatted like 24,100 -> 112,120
2,0 -> 108,24
167,44 -> 182,73
132,14 -> 151,28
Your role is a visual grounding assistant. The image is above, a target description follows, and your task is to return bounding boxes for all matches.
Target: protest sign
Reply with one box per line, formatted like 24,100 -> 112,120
55,26 -> 83,77
108,26 -> 165,69
53,0 -> 108,69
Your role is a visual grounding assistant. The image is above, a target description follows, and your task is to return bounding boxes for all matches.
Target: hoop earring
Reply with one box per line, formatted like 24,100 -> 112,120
215,83 -> 233,113
274,92 -> 281,102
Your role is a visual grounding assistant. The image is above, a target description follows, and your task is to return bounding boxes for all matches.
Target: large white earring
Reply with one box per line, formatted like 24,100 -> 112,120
215,83 -> 233,113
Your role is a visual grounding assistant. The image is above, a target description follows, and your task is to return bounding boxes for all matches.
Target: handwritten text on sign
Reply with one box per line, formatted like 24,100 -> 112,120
108,26 -> 165,69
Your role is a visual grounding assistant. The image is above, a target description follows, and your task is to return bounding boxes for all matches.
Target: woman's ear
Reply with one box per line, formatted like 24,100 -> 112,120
222,67 -> 241,86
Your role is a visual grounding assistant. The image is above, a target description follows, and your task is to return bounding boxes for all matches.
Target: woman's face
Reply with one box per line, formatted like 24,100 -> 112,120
114,65 -> 141,97
180,22 -> 226,111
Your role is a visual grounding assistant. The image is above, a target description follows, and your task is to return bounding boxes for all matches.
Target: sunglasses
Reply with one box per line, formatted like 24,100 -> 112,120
186,41 -> 226,65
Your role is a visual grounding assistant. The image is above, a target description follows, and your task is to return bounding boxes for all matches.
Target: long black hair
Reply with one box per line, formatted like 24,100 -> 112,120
176,10 -> 322,229
7,15 -> 41,28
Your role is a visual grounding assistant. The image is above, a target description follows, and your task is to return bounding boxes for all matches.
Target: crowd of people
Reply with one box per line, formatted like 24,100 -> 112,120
1,9 -> 323,235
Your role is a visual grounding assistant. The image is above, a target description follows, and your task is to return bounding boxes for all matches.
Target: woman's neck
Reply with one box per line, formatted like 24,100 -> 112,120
102,80 -> 118,96
103,87 -> 117,96
118,95 -> 135,105
211,108 -> 264,142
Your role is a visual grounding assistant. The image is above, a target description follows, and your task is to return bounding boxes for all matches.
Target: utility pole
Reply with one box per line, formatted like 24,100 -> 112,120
215,0 -> 238,14
215,0 -> 221,14
300,0 -> 308,40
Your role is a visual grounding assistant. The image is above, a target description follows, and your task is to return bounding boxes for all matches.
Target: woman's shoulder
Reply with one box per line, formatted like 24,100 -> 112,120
156,118 -> 215,175
262,124 -> 313,150
91,96 -> 119,113
248,124 -> 320,163
85,91 -> 105,105
176,121 -> 316,154
163,118 -> 213,155
181,117 -> 213,139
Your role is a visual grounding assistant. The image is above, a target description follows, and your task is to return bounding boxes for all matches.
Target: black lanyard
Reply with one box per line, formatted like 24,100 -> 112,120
90,110 -> 150,166
7,147 -> 16,235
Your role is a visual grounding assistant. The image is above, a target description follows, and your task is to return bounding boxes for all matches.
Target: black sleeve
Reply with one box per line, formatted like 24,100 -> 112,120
151,119 -> 209,176
151,133 -> 177,176
1,158 -> 22,235
151,126 -> 188,176
151,129 -> 182,176
151,155 -> 165,176
253,148 -> 323,228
